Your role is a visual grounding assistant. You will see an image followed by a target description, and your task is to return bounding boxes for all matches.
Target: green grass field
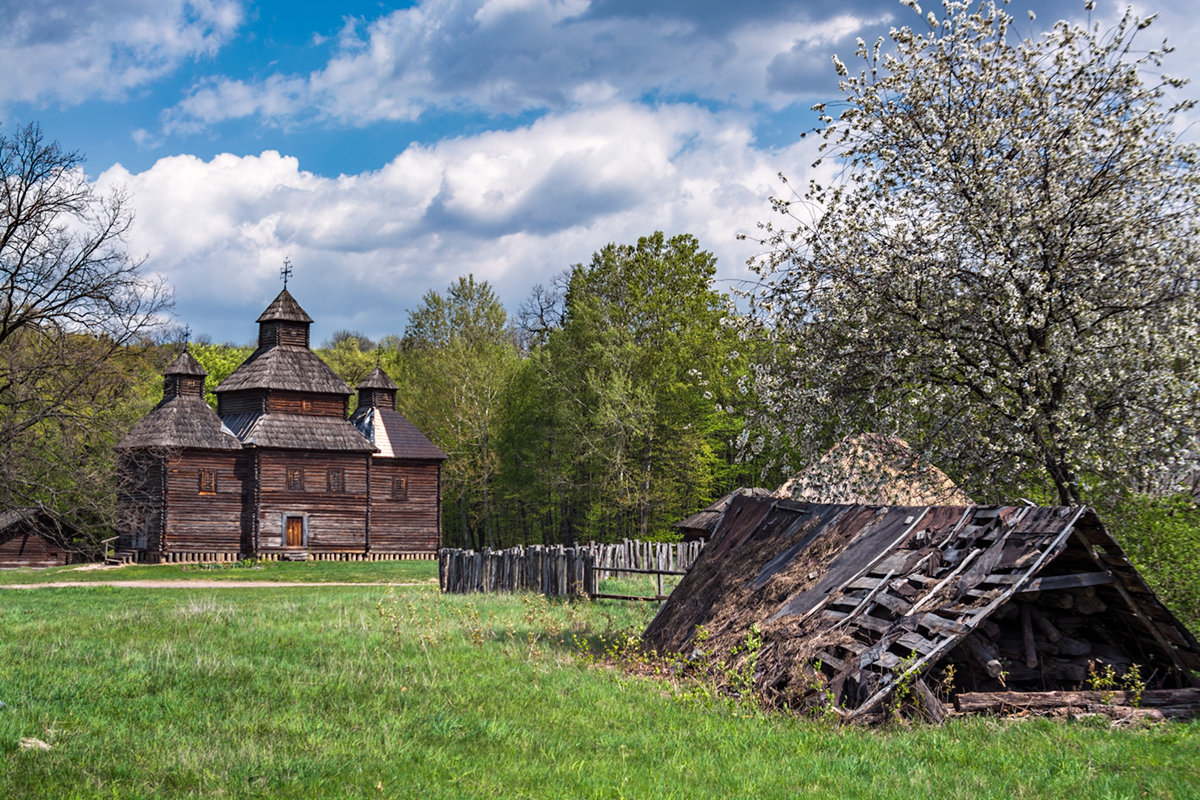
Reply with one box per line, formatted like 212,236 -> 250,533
0,558 -> 437,585
1,566 -> 1198,798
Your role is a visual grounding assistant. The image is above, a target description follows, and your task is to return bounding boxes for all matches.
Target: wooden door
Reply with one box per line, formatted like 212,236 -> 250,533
286,517 -> 304,547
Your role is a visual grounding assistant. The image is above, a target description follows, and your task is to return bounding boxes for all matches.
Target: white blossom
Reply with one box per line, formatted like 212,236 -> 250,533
737,1 -> 1200,505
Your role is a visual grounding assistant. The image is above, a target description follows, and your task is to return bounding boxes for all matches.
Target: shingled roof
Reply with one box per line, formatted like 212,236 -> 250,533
256,288 -> 313,323
164,350 -> 207,376
358,366 -> 398,390
216,347 -> 354,395
644,495 -> 1200,723
118,396 -> 243,450
349,406 -> 446,461
221,413 -> 376,451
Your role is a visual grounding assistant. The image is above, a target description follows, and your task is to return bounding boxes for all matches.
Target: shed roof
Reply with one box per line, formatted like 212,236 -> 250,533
256,289 -> 313,323
222,412 -> 376,452
644,495 -> 1200,722
117,396 -> 243,450
673,487 -> 773,538
349,406 -> 446,461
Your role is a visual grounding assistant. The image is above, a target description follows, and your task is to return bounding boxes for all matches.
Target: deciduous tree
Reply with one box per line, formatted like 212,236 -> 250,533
743,2 -> 1200,504
0,123 -> 170,532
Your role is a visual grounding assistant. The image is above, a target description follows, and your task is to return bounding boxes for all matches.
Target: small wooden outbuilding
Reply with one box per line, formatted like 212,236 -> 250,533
645,495 -> 1200,722
117,289 -> 445,563
0,508 -> 83,568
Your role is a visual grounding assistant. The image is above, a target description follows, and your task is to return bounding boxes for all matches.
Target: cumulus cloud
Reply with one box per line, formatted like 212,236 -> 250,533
0,0 -> 243,107
163,0 -> 890,131
101,102 -> 823,340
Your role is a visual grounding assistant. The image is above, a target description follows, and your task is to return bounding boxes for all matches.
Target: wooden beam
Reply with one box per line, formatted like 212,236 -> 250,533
954,688 -> 1200,713
1016,571 -> 1115,593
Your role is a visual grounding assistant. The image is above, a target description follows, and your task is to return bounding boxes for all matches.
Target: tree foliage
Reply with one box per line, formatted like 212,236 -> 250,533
0,123 -> 170,533
497,232 -> 756,543
743,2 -> 1200,504
399,275 -> 519,549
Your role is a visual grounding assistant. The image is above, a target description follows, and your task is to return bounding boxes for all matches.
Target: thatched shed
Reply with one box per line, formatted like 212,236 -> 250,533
776,433 -> 972,506
644,495 -> 1200,722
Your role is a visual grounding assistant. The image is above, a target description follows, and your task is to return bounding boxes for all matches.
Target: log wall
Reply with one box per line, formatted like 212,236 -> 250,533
162,450 -> 244,553
266,391 -> 347,417
257,450 -> 369,552
0,533 -> 70,568
218,391 -> 266,416
116,453 -> 165,552
369,460 -> 441,552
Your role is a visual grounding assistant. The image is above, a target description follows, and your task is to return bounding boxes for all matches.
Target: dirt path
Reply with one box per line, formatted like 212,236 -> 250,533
0,579 -> 436,590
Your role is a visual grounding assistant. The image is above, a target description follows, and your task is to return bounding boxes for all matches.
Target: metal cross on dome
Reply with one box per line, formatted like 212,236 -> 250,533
281,257 -> 294,289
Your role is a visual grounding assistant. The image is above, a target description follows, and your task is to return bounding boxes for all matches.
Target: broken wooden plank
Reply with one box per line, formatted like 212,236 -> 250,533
913,678 -> 949,724
1015,571 -> 1115,593
832,569 -> 895,630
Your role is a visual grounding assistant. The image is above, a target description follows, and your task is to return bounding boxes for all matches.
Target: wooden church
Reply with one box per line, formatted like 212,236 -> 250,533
116,289 -> 445,562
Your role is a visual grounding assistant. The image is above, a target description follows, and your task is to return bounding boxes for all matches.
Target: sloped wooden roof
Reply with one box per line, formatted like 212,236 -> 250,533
216,346 -> 353,395
349,406 -> 446,461
644,495 -> 1200,722
673,487 -> 773,536
221,413 -> 376,452
776,433 -> 972,506
0,507 -> 79,541
256,289 -> 313,323
163,350 -> 207,376
117,396 -> 243,450
358,366 -> 398,391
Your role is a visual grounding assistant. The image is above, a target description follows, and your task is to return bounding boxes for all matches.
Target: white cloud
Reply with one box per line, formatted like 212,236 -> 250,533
163,0 -> 886,130
100,102 -> 822,340
0,0 -> 243,107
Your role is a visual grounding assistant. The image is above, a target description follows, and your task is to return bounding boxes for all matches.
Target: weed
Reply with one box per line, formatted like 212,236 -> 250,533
726,624 -> 763,705
1087,661 -> 1145,707
887,650 -> 920,723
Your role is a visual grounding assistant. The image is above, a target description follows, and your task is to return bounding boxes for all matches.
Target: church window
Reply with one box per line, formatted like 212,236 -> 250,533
327,468 -> 345,493
286,467 -> 304,491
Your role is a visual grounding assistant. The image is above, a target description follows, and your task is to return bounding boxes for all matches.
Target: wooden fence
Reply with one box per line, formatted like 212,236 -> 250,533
438,539 -> 704,598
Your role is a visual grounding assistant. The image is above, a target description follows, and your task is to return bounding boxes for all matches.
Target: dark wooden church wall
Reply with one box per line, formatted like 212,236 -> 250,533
266,391 -> 347,417
116,454 -> 165,552
257,451 -> 369,552
217,391 -> 266,416
369,460 -> 440,552
162,451 -> 244,553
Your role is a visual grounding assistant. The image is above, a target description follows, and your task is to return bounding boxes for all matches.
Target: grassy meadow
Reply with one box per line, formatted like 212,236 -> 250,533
0,559 -> 437,585
1,565 -> 1198,799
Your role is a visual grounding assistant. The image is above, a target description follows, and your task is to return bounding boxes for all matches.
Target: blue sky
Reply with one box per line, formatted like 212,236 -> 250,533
3,0 -> 1196,344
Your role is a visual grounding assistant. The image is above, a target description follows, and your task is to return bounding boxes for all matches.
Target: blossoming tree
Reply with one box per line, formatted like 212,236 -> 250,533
743,1 -> 1200,504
